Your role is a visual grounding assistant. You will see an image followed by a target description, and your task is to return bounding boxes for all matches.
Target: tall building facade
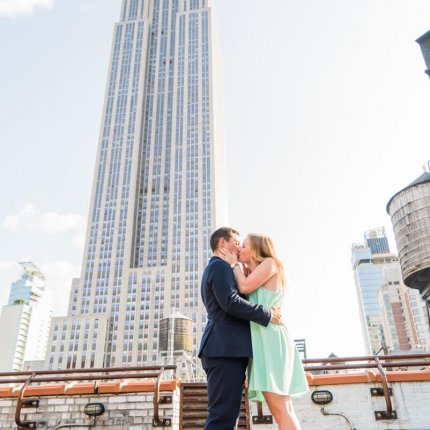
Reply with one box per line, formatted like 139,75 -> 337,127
0,262 -> 52,371
352,228 -> 430,355
351,237 -> 395,355
377,265 -> 430,353
46,0 -> 226,371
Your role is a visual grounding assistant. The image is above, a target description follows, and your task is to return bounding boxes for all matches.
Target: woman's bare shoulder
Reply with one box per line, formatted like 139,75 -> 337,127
261,257 -> 276,268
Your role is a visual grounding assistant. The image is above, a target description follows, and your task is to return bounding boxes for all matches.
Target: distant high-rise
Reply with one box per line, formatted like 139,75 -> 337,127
351,230 -> 395,355
352,228 -> 430,354
0,262 -> 52,371
377,265 -> 430,353
364,227 -> 390,255
46,0 -> 226,371
294,339 -> 307,360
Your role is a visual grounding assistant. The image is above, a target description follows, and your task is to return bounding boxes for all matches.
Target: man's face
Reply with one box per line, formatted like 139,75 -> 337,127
222,233 -> 240,256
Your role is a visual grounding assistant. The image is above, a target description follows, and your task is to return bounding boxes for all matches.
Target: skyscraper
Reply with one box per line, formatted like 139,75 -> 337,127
377,265 -> 430,353
351,242 -> 393,355
352,228 -> 430,355
364,228 -> 390,255
0,262 -> 52,371
46,0 -> 226,371
352,228 -> 401,354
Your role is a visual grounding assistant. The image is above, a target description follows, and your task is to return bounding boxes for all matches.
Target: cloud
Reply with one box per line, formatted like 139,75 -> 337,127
2,204 -> 86,248
0,0 -> 54,18
41,261 -> 81,316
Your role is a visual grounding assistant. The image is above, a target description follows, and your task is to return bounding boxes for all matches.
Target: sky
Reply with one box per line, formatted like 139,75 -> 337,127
1,0 -> 430,359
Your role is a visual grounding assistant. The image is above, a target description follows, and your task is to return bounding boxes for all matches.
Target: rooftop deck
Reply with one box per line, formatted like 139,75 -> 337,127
0,353 -> 429,429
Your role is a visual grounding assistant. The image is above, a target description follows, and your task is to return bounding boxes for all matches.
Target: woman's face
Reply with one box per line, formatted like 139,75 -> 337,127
239,237 -> 253,264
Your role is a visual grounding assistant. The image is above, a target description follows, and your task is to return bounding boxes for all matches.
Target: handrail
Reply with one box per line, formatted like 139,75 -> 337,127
153,366 -> 165,426
0,372 -> 163,384
303,353 -> 430,372
303,360 -> 430,372
374,356 -> 393,419
302,353 -> 430,421
15,372 -> 36,430
0,365 -> 177,379
303,352 -> 430,364
0,365 -> 177,430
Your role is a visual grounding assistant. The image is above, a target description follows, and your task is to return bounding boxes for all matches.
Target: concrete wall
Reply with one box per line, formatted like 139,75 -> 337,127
0,389 -> 180,430
251,380 -> 430,430
1,379 -> 430,429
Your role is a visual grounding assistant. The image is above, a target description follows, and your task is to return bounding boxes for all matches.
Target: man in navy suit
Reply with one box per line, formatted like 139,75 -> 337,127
199,227 -> 281,430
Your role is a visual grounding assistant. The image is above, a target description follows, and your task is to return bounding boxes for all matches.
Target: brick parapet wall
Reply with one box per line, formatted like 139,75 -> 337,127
0,389 -> 180,430
1,373 -> 430,429
251,378 -> 430,430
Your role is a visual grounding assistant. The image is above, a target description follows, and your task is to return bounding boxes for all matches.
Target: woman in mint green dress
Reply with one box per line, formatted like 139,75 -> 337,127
220,233 -> 308,430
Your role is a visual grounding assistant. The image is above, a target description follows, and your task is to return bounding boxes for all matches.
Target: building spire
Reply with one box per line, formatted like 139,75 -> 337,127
19,261 -> 45,281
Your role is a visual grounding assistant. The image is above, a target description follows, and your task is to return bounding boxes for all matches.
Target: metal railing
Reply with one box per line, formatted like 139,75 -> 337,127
302,353 -> 430,421
3,354 -> 430,428
250,353 -> 430,424
0,365 -> 177,430
302,352 -> 430,372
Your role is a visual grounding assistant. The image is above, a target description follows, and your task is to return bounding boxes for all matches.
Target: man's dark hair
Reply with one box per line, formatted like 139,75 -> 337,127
210,227 -> 239,252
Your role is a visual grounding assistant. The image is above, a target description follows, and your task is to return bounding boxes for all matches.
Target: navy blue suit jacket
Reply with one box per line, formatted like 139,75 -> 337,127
198,256 -> 271,358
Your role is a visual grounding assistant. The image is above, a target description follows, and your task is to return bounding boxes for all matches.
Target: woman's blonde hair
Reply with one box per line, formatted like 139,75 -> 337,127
247,233 -> 286,287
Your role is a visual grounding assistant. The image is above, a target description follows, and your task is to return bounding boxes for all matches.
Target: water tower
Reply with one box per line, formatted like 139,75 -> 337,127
386,171 -> 430,309
159,311 -> 193,355
158,311 -> 204,380
416,30 -> 430,79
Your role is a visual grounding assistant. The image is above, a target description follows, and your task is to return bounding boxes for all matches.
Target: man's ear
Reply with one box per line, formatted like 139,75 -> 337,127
218,237 -> 225,248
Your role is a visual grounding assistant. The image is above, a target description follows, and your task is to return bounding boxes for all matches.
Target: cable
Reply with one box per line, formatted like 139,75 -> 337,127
321,407 -> 356,430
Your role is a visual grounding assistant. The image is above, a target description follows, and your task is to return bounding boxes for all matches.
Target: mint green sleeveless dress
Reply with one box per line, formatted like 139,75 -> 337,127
247,287 -> 309,402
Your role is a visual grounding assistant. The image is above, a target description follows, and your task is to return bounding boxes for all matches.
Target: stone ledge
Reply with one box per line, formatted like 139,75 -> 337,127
0,379 -> 180,398
306,369 -> 430,386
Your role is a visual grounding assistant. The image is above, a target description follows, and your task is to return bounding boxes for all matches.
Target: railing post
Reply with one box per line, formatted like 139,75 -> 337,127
373,356 -> 397,420
252,401 -> 273,425
15,372 -> 37,430
152,366 -> 172,427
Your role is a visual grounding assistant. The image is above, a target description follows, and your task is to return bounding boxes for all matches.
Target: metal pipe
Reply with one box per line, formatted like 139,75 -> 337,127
374,356 -> 393,417
256,402 -> 263,419
0,372 -> 163,384
0,365 -> 176,378
15,372 -> 36,430
153,366 -> 164,425
303,352 -> 430,364
303,360 -> 430,372
321,407 -> 356,430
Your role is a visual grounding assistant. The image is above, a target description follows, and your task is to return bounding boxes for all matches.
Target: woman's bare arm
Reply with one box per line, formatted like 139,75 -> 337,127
233,258 -> 277,294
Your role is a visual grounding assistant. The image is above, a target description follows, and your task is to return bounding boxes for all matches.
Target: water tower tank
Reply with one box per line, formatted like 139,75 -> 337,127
159,312 -> 193,354
386,172 -> 430,291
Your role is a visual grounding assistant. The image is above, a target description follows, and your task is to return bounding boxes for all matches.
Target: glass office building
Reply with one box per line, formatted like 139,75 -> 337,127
351,229 -> 398,354
352,228 -> 430,354
0,262 -> 52,371
46,0 -> 227,370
